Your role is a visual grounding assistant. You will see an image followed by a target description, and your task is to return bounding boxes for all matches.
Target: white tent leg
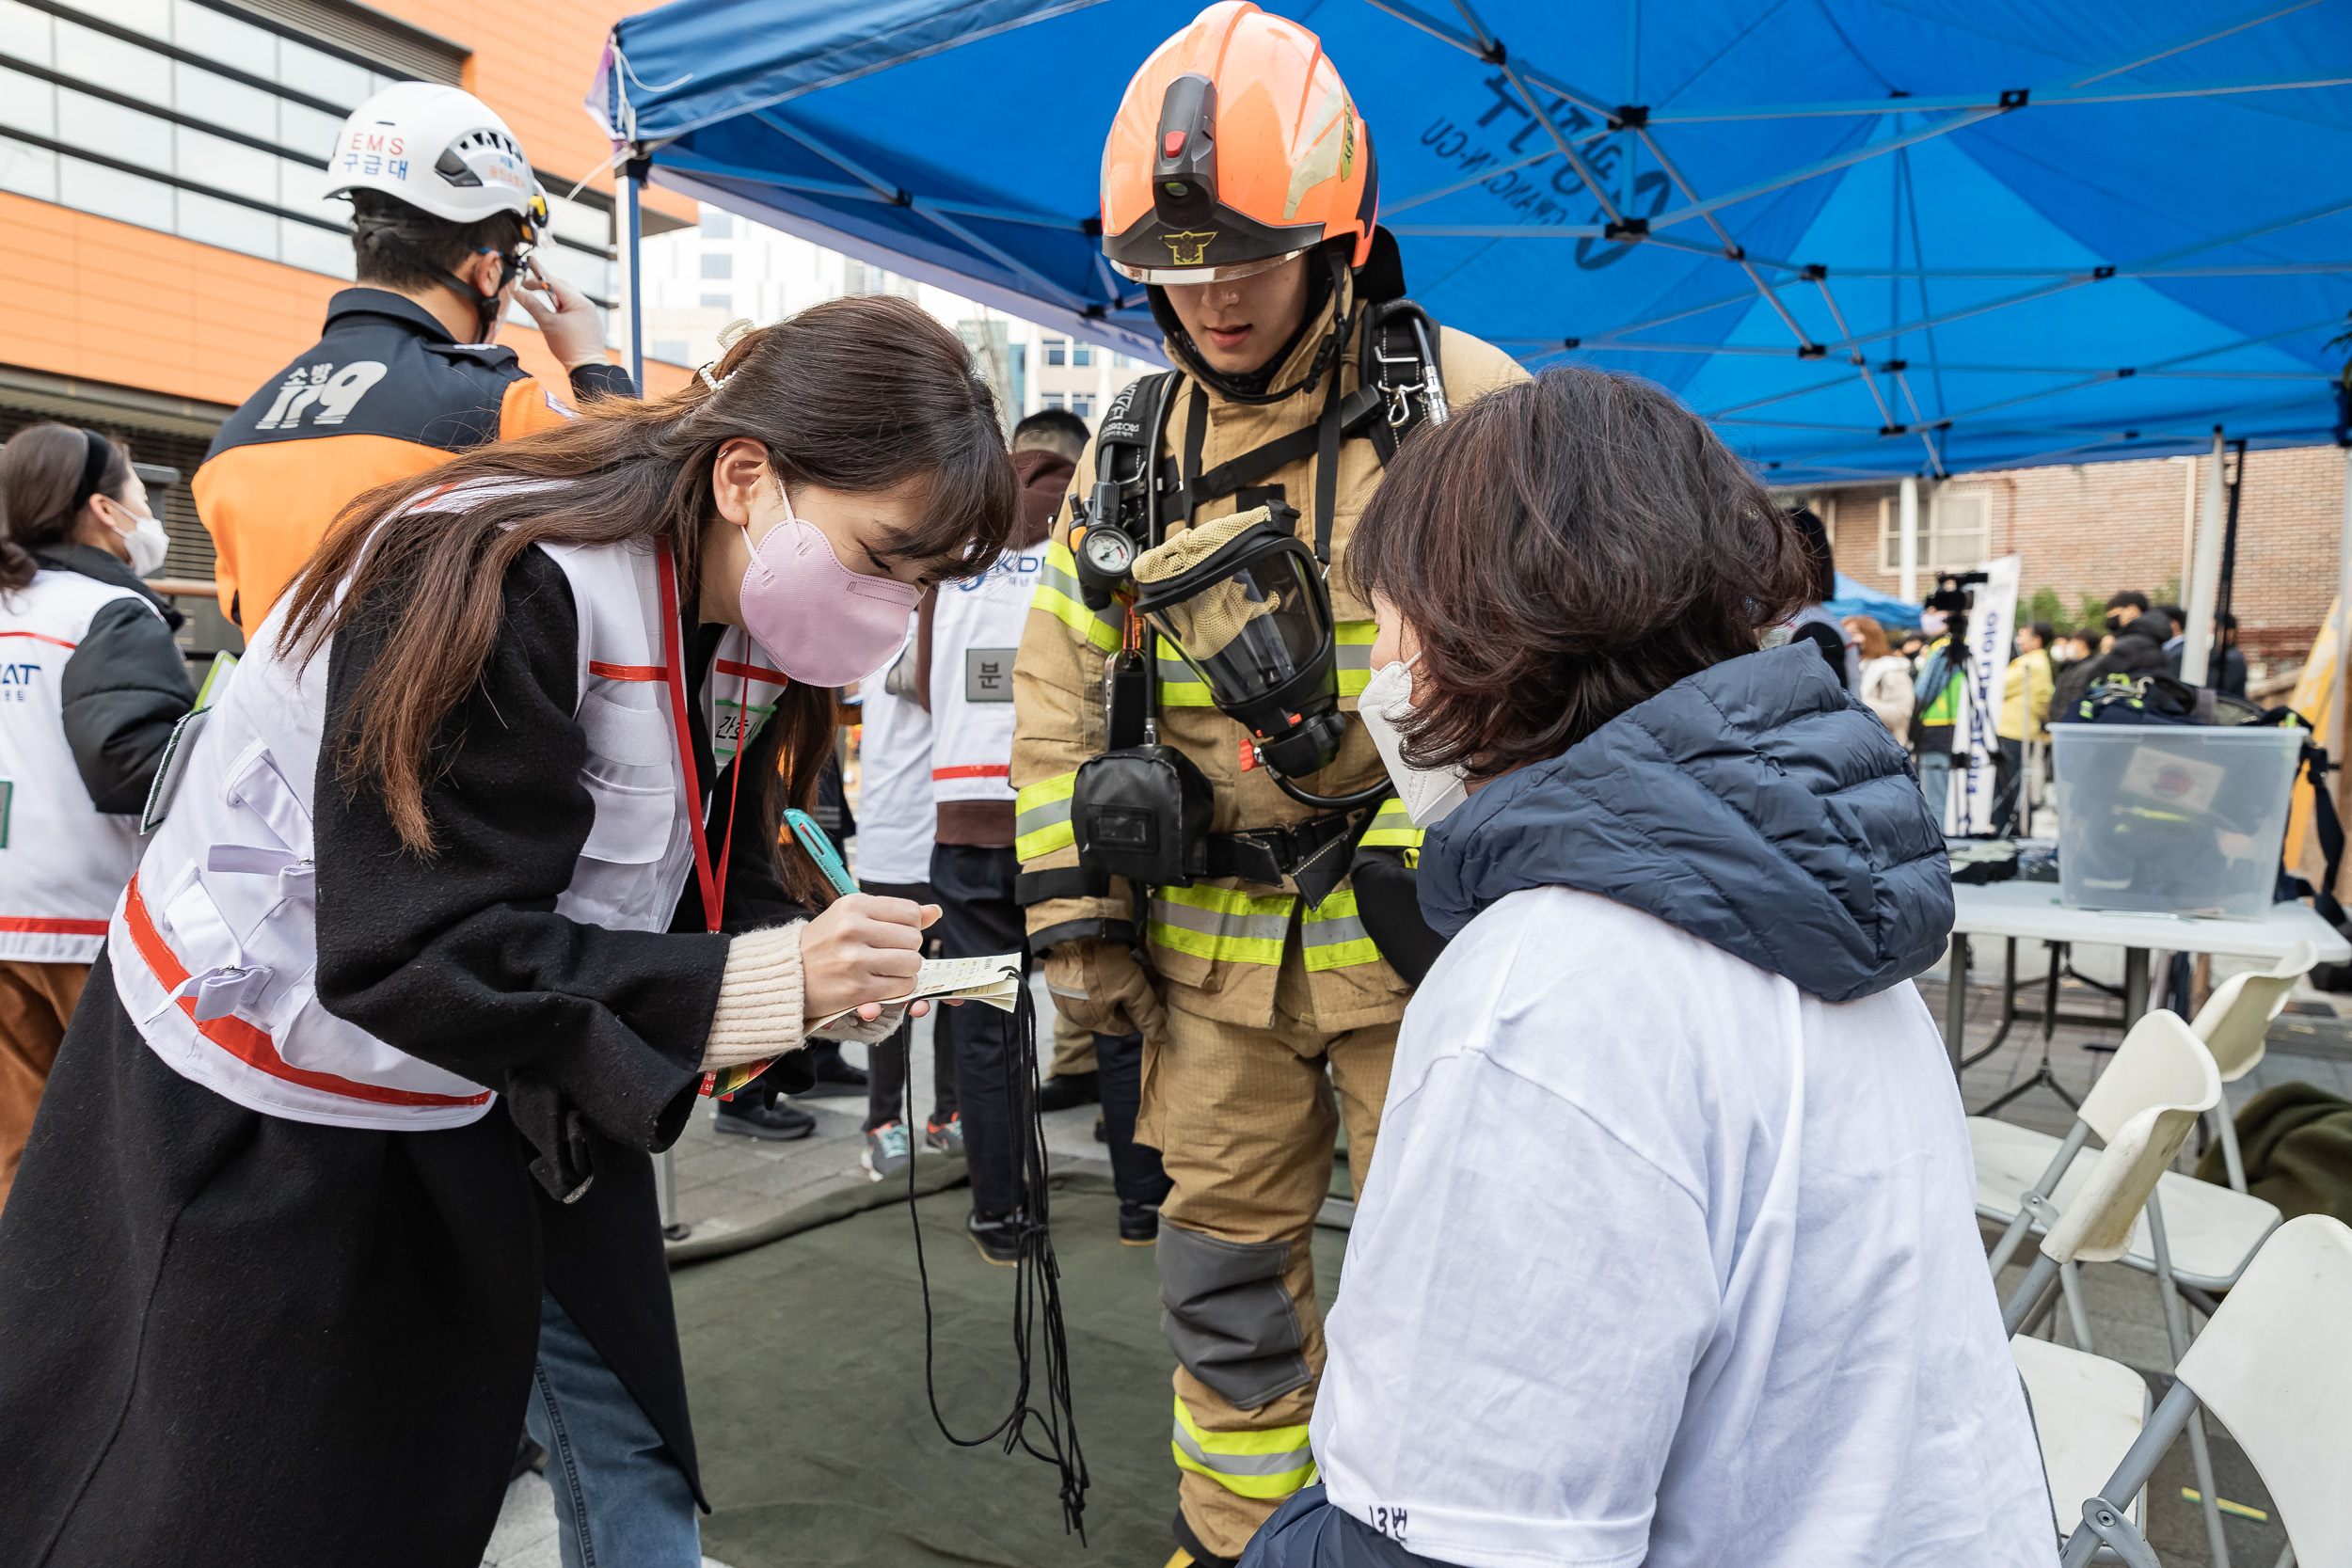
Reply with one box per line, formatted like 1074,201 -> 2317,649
2182,427 -> 2227,687
1899,474 -> 1920,604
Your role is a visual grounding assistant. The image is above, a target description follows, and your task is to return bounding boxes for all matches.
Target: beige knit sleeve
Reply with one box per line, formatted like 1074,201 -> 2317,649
701,923 -> 808,1069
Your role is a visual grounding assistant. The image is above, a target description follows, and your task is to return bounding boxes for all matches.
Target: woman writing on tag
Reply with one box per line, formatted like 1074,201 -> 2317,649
0,297 -> 1014,1568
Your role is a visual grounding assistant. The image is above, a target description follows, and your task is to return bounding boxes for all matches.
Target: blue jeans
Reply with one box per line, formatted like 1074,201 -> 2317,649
1917,749 -> 1952,830
1237,1484 -> 1463,1566
525,1291 -> 703,1568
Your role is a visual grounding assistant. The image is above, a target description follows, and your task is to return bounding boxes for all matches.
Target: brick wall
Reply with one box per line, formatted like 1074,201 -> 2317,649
1813,444 -> 2349,668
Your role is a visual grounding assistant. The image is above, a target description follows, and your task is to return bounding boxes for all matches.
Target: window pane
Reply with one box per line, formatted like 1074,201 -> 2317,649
545,192 -> 608,249
0,65 -> 55,138
64,155 -> 173,229
56,22 -> 170,102
279,217 -> 352,277
110,0 -> 170,40
59,90 -> 171,173
278,99 -> 341,162
548,240 -> 612,301
1042,392 -> 1063,409
1072,343 -> 1091,366
699,208 -> 731,238
0,0 -> 55,68
179,125 -> 276,204
278,39 -> 369,109
278,153 -> 343,224
170,0 -> 271,76
0,135 -> 57,201
174,60 -> 276,143
698,292 -> 730,309
700,252 -> 732,279
1071,394 -> 1093,417
178,186 -> 274,257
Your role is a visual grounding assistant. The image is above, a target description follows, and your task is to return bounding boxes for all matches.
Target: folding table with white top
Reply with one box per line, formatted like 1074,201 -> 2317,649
1942,881 -> 2350,1078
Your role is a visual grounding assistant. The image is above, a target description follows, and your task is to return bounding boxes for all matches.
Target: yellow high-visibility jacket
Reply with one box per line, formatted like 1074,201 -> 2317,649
1010,278 -> 1527,1032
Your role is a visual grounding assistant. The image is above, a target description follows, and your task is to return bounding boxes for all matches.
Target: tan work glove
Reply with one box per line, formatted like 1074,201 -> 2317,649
1042,937 -> 1165,1041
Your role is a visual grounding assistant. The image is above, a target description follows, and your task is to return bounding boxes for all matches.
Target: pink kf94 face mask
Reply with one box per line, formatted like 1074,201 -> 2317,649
735,482 -> 921,687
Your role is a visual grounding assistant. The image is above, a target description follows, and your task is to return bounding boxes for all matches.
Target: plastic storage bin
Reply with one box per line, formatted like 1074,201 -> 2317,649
2052,724 -> 2304,919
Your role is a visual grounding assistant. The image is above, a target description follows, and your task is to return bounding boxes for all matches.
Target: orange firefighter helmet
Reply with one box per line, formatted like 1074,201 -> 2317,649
1101,1 -> 1377,285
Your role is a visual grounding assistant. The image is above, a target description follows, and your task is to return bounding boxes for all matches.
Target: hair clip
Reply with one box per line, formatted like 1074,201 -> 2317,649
716,317 -> 755,351
697,362 -> 732,393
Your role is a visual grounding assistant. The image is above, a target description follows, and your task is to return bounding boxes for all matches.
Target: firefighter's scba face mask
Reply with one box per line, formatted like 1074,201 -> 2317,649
1132,507 -> 1343,780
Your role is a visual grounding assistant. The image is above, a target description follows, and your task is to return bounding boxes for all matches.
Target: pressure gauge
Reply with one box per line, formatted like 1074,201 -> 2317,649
1080,524 -> 1137,579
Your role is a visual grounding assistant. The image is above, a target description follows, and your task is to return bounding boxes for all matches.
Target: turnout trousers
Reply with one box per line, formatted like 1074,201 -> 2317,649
1142,942 -> 1397,1564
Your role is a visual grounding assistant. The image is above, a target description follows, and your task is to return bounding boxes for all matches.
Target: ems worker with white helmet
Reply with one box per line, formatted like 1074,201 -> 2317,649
0,299 -> 1016,1567
193,82 -> 628,639
1009,6 -> 1527,1562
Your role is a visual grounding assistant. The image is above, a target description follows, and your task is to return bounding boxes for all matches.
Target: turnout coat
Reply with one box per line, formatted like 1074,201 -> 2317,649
0,543 -> 807,1568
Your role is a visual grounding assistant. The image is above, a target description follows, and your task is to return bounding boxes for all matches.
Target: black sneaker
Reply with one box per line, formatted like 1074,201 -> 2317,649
1037,1070 -> 1099,1112
796,1046 -> 870,1099
968,1210 -> 1023,1266
1093,1112 -> 1107,1145
714,1099 -> 817,1141
1118,1202 -> 1160,1246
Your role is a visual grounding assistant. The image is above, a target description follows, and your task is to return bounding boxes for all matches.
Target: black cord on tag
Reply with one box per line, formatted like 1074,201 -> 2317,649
904,978 -> 1090,1537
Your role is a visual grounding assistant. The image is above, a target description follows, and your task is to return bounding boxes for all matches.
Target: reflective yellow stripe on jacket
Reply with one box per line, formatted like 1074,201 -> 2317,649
1170,1396 -> 1317,1500
1335,619 -> 1376,699
1035,540 -> 1122,654
1156,649 -> 1216,707
1357,796 -> 1423,864
1149,883 -> 1293,966
1301,889 -> 1381,971
1014,771 -> 1077,861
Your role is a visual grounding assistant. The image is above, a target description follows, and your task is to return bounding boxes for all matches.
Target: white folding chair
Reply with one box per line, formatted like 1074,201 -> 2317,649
2012,1335 -> 2151,1546
1997,1077 -> 2247,1566
1976,1011 -> 2282,1303
2059,1214 -> 2352,1568
2188,941 -> 2317,1193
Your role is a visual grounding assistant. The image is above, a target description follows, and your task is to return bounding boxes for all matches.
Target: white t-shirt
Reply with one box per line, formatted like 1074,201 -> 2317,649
849,627 -> 934,886
1314,886 -> 2051,1568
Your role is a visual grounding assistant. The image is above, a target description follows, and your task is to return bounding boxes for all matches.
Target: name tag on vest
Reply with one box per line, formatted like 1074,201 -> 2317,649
965,648 -> 1015,704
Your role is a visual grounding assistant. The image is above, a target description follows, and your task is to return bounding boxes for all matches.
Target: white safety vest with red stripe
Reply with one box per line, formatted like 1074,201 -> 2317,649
0,569 -> 162,963
928,541 -> 1043,807
107,529 -> 785,1130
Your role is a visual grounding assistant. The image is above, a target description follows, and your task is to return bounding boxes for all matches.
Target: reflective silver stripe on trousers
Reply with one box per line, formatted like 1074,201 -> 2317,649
1169,1420 -> 1314,1476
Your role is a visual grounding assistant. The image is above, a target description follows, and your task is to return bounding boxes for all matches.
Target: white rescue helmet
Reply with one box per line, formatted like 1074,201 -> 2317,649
326,82 -> 548,242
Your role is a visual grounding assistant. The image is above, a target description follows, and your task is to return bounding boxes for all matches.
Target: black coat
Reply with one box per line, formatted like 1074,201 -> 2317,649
2050,611 -> 2171,721
31,542 -> 193,812
0,546 -> 805,1568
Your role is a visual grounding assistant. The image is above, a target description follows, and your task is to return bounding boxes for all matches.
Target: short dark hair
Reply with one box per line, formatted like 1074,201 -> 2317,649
2105,589 -> 2151,615
350,189 -> 528,293
2029,620 -> 2057,645
1344,367 -> 1806,778
1786,506 -> 1836,604
1011,407 -> 1090,462
2154,602 -> 2185,630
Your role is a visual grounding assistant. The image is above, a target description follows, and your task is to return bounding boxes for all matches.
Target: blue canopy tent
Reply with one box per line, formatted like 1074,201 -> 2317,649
588,0 -> 2352,487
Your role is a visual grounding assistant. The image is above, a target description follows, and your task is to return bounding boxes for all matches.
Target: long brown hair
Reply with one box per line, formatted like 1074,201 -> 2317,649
1344,367 -> 1806,778
1,423 -> 135,593
282,294 -> 1015,879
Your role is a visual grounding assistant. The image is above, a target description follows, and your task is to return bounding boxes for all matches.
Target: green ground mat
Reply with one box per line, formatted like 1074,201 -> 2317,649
673,1175 -> 1344,1567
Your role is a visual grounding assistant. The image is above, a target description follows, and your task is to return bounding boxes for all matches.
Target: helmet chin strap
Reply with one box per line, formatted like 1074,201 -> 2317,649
439,246 -> 521,342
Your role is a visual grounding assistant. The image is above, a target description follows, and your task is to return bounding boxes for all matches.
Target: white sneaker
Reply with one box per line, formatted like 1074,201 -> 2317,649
862,1120 -> 912,1182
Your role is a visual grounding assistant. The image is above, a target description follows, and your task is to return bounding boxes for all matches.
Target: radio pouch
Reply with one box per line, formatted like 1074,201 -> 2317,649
1073,744 -> 1215,887
1104,648 -> 1148,752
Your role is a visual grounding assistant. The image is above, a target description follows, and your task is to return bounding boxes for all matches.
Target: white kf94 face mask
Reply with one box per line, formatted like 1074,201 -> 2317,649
1357,657 -> 1470,828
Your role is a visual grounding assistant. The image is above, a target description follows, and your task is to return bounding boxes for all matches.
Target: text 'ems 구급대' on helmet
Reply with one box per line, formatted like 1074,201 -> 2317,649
1101,1 -> 1376,286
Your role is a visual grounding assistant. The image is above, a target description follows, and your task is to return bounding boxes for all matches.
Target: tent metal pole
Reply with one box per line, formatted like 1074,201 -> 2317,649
2332,447 -> 2352,777
2183,428 -> 2228,687
1899,475 -> 1920,604
625,155 -> 646,393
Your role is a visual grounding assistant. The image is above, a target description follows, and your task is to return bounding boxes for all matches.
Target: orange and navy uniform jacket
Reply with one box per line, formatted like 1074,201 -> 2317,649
192,288 -> 636,634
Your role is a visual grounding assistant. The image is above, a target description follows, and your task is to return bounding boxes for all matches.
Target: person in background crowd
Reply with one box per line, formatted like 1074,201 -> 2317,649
2053,592 -> 2171,721
2162,608 -> 2249,695
918,407 -> 1062,1262
851,618 -> 961,1181
1244,366 -> 2046,1568
1995,621 -> 2055,835
194,84 -> 624,639
1909,610 -> 1963,825
1847,615 -> 1915,738
1781,508 -> 1858,691
1897,629 -> 1926,672
2155,601 -> 2187,669
0,426 -> 196,1214
0,298 -> 1011,1568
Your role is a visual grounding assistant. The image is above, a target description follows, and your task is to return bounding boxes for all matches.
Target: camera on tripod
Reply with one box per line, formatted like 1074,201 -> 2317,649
1924,569 -> 1991,618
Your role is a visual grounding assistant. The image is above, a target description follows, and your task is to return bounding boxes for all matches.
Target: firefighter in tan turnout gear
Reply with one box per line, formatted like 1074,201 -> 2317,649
1009,6 -> 1527,1562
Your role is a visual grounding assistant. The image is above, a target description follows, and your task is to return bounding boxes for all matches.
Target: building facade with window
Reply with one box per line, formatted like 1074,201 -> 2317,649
0,0 -> 695,655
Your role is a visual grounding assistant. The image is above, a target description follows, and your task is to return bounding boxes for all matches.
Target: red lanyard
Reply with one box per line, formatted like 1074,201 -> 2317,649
655,542 -> 748,935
